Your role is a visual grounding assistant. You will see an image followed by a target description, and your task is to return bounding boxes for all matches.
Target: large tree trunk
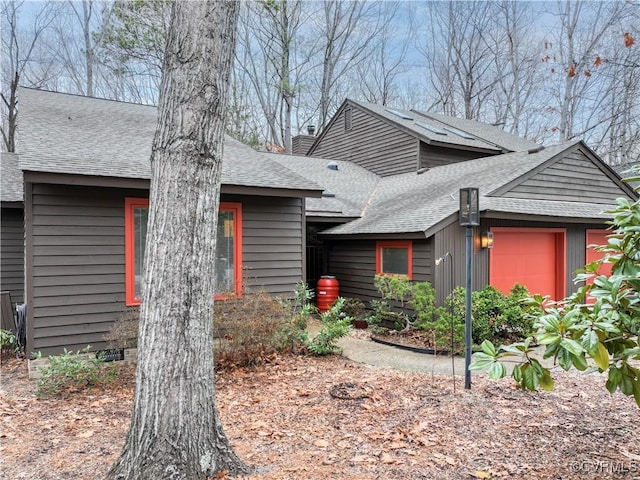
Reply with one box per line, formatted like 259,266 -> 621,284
105,2 -> 249,479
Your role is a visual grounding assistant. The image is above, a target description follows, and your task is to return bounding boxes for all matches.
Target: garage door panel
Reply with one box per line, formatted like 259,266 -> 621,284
490,228 -> 565,300
586,229 -> 612,278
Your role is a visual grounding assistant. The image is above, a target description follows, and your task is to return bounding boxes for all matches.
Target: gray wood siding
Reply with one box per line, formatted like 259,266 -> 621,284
27,184 -> 135,356
419,143 -> 486,170
1,207 -> 24,305
433,222 -> 469,305
502,150 -> 629,203
326,238 -> 432,306
313,105 -> 418,176
27,185 -> 306,356
230,195 -> 304,297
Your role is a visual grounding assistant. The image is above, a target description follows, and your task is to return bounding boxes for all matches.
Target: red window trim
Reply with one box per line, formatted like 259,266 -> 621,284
214,202 -> 243,301
375,240 -> 413,279
124,198 -> 149,306
125,198 -> 243,306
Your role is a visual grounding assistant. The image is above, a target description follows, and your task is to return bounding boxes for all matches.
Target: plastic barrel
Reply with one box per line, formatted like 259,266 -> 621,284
316,276 -> 339,313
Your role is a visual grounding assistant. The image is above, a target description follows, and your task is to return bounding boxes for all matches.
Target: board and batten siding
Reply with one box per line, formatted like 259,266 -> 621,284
326,238 -> 433,305
26,184 -> 307,356
501,150 -> 630,204
312,105 -> 418,177
1,207 -> 24,305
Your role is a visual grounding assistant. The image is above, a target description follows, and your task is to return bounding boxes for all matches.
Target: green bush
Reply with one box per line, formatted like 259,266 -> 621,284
369,275 -> 437,332
36,347 -> 117,398
440,284 -> 537,345
304,297 -> 353,355
409,281 -> 438,329
1,329 -> 17,354
341,297 -> 367,320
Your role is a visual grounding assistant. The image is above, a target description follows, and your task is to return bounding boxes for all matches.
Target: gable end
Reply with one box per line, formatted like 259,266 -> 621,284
493,146 -> 635,204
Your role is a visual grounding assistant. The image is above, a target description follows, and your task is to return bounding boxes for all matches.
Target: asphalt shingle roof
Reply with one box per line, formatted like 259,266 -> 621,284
0,153 -> 22,203
285,142 -> 615,236
268,154 -> 379,218
348,99 -> 539,153
414,111 -> 540,153
16,88 -> 321,193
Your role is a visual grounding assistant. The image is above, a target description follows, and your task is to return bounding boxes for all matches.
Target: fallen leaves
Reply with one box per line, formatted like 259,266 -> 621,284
1,355 -> 639,480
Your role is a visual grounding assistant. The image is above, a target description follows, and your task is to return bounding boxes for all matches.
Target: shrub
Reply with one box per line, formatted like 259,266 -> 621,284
36,347 -> 117,398
341,297 -> 367,320
1,329 -> 18,354
304,297 -> 353,355
439,284 -> 537,345
409,281 -> 438,329
369,275 -> 438,332
213,290 -> 296,368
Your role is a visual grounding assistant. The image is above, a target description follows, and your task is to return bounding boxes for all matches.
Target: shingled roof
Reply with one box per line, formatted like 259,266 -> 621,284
16,88 -> 321,194
269,153 -> 379,219
275,141 -> 631,237
0,153 -> 22,203
310,99 -> 540,156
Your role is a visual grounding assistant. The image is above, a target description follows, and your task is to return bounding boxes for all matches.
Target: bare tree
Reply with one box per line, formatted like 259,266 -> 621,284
314,0 -> 381,130
235,0 -> 309,152
544,0 -> 631,141
357,1 -> 411,106
421,1 -> 503,120
104,1 -> 249,478
486,1 -> 542,138
1,0 -> 59,152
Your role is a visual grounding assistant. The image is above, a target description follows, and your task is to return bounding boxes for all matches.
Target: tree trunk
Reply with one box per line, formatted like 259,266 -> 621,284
105,2 -> 249,479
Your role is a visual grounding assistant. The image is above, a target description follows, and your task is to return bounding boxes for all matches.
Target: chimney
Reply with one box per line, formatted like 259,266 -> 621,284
291,125 -> 317,156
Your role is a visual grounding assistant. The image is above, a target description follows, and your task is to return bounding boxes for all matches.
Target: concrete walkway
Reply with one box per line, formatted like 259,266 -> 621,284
337,332 -> 566,376
338,335 -> 467,375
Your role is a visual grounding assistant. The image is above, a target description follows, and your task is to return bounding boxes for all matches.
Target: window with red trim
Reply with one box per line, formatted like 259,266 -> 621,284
375,241 -> 413,279
125,199 -> 243,306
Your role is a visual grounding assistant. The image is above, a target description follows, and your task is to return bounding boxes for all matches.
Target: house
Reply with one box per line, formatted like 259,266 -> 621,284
5,88 -> 322,356
3,90 -> 636,355
277,99 -> 636,305
1,152 -> 24,307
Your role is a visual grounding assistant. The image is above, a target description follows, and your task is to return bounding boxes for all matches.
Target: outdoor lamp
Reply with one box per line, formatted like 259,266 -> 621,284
459,187 -> 480,226
481,231 -> 494,249
459,187 -> 479,390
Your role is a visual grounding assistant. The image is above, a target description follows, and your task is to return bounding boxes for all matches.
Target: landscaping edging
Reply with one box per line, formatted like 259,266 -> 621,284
371,336 -> 454,356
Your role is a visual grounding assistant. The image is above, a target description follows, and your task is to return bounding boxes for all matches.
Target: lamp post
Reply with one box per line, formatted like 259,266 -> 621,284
459,187 -> 479,390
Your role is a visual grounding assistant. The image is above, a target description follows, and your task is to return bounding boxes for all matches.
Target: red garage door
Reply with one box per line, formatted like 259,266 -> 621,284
489,228 -> 566,300
586,229 -> 613,278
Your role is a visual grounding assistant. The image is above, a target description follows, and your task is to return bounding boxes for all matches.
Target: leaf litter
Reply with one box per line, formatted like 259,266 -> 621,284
1,354 -> 638,480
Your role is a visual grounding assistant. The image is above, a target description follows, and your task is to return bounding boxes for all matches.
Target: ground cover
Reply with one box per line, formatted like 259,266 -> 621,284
1,352 -> 638,480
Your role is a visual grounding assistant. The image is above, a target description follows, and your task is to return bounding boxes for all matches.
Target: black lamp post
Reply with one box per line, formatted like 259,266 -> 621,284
459,187 -> 479,390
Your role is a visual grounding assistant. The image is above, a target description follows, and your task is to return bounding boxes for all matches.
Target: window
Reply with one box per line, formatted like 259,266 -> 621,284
375,241 -> 413,279
125,199 -> 242,306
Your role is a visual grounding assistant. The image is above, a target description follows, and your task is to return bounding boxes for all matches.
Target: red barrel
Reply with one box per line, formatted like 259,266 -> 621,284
316,276 -> 339,313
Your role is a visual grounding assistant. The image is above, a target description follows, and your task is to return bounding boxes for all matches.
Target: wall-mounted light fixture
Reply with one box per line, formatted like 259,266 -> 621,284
481,231 -> 494,249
